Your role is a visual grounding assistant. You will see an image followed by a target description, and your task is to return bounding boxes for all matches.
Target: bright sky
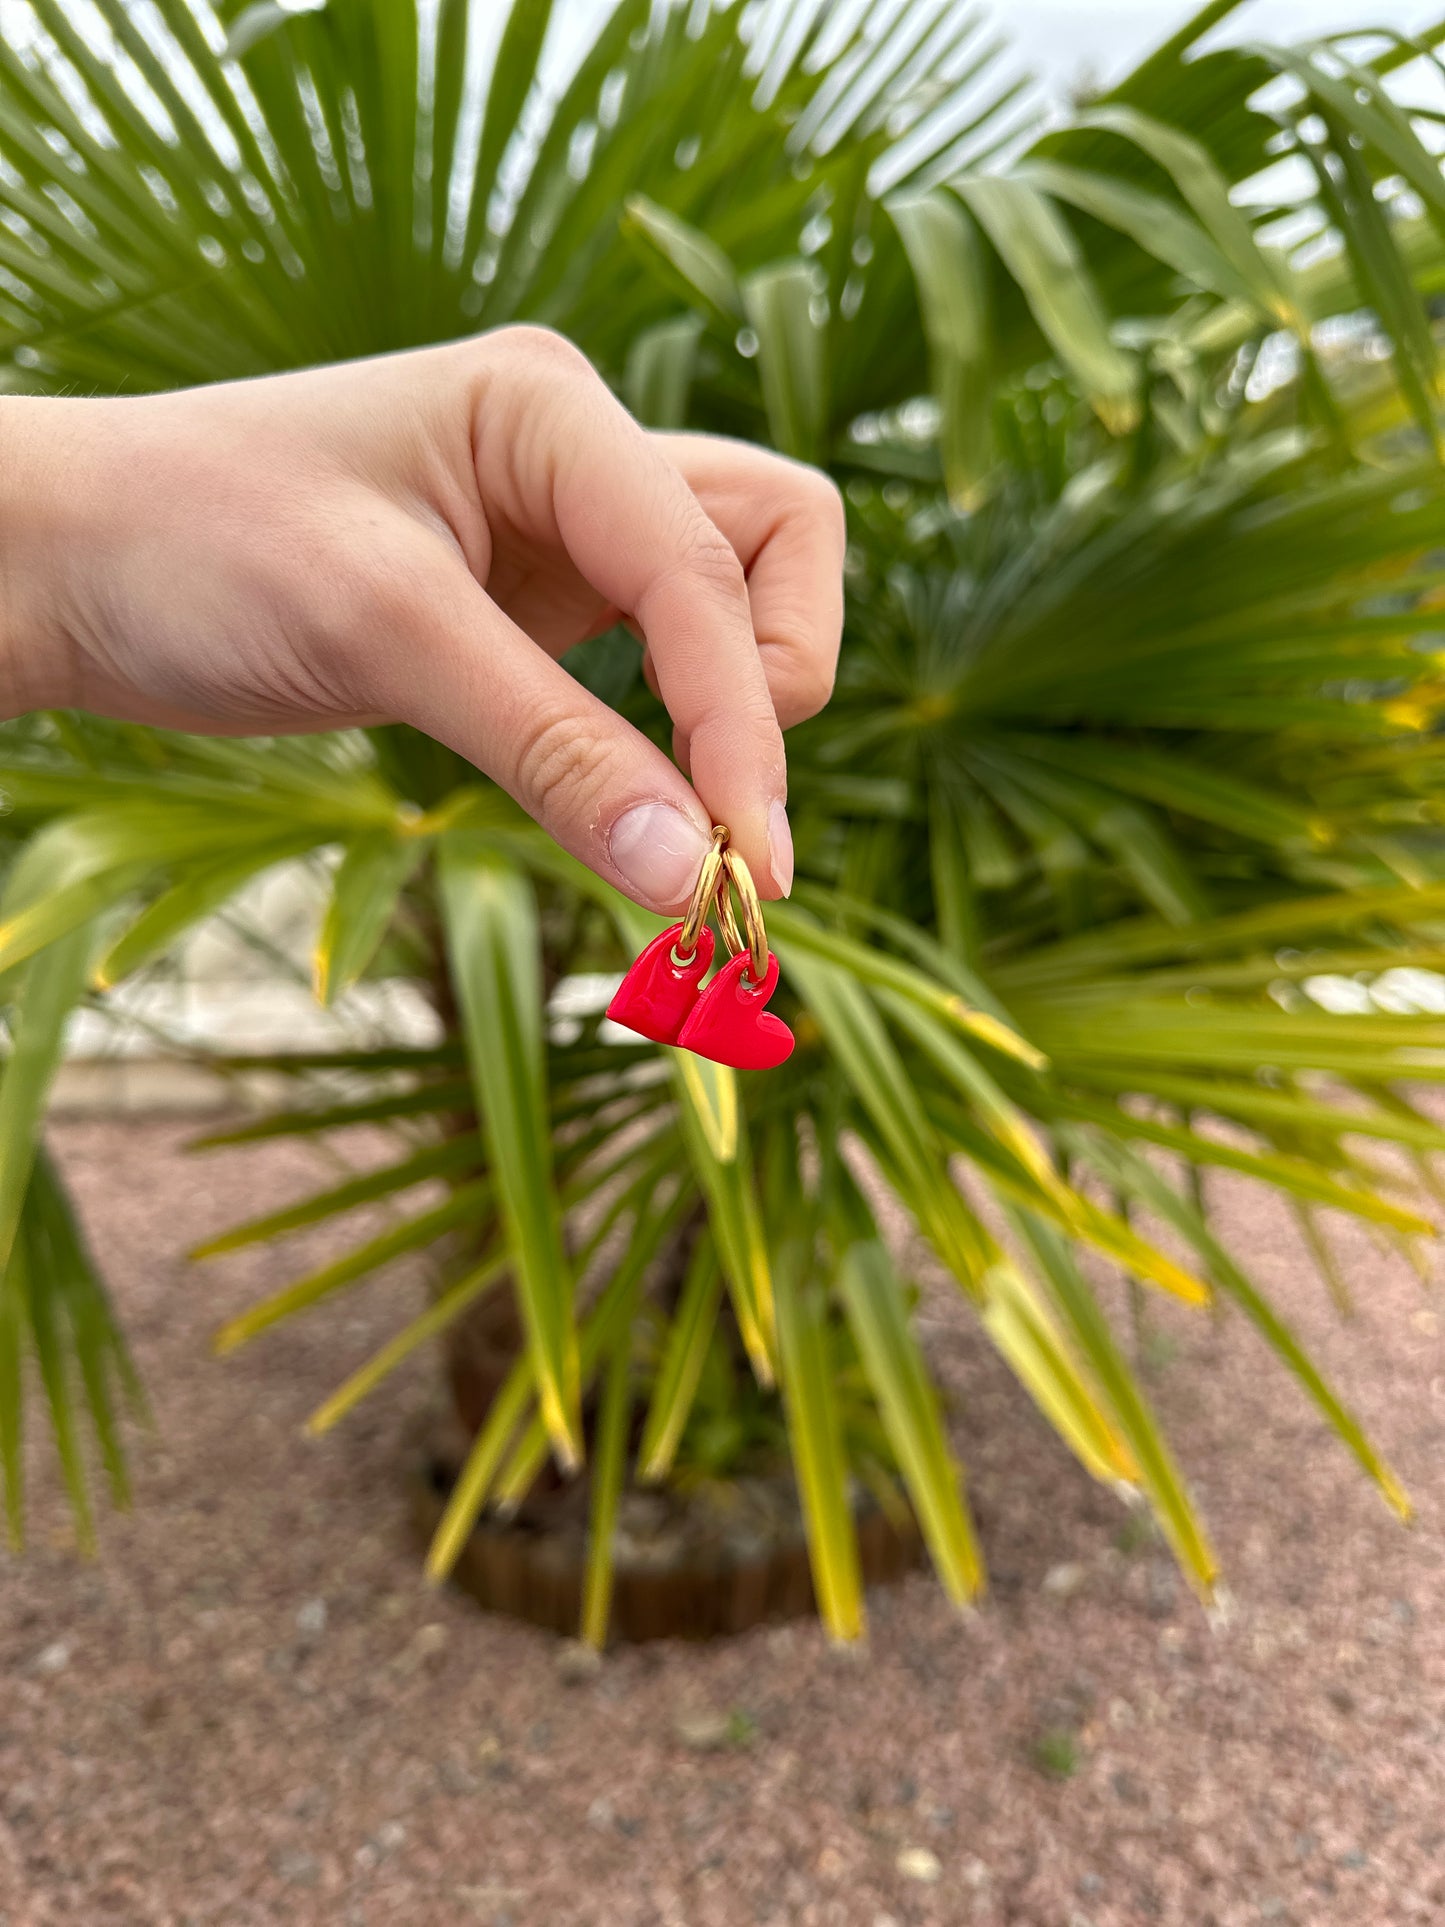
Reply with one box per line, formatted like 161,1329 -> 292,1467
1009,0 -> 1436,91
546,2 -> 1444,106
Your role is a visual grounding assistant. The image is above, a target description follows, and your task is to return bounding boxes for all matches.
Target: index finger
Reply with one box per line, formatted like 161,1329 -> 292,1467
657,434 -> 846,730
482,333 -> 794,897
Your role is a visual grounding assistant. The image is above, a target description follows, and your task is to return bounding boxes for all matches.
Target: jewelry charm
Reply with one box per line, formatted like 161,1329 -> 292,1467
606,827 -> 726,1044
677,842 -> 794,1070
607,828 -> 794,1069
605,920 -> 715,1044
676,946 -> 793,1069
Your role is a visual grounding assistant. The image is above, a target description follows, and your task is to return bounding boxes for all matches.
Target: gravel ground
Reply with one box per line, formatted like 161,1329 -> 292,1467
1,1117 -> 1443,1927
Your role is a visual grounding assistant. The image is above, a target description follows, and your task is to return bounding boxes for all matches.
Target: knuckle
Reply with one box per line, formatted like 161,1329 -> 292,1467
768,643 -> 835,725
326,548 -> 416,639
683,525 -> 749,605
809,468 -> 847,541
795,651 -> 838,717
513,707 -> 605,820
487,323 -> 593,382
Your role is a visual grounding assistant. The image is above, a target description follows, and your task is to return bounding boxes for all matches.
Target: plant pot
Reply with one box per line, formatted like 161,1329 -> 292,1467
412,1441 -> 922,1642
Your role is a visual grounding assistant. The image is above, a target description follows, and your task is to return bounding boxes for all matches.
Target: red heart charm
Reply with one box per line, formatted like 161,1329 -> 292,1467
606,922 -> 715,1045
676,950 -> 794,1070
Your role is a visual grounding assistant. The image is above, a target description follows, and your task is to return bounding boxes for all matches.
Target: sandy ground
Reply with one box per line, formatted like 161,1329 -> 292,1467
1,1118 -> 1443,1927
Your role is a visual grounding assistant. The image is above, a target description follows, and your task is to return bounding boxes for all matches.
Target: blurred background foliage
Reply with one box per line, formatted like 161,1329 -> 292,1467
4,0 -> 1445,1641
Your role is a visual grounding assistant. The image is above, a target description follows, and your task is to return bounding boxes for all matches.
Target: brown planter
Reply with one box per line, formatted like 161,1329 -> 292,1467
412,1446 -> 923,1642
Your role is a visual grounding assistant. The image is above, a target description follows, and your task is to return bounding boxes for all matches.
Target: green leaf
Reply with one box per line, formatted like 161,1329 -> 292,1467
1020,159 -> 1264,314
837,1237 -> 983,1606
580,1286 -> 640,1649
314,829 -> 426,1004
192,1135 -> 482,1258
0,922 -> 93,1279
488,1229 -> 665,1512
1006,1207 -> 1216,1594
978,1259 -> 1137,1485
1072,105 -> 1301,327
213,1180 -> 490,1353
0,1219 -> 23,1546
14,1207 -> 93,1552
637,1230 -> 724,1483
460,0 -> 558,273
1043,1092 -> 1432,1235
227,0 -> 328,62
624,313 -> 704,428
95,836 -> 317,988
0,800 -> 333,974
620,192 -> 739,323
675,1069 -> 775,1383
992,732 -> 1319,844
742,260 -> 830,464
28,1146 -> 141,1510
773,1237 -> 865,1644
439,835 -> 581,1466
953,176 -> 1139,432
190,1077 -> 475,1149
621,196 -> 744,326
307,1247 -> 509,1437
888,191 -> 993,507
1077,1133 -> 1410,1519
782,945 -> 995,1285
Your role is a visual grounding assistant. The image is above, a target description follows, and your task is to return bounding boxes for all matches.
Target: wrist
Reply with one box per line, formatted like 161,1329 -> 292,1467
0,397 -> 81,716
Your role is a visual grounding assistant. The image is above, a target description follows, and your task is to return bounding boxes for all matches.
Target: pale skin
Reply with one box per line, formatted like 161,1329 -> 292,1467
0,326 -> 847,910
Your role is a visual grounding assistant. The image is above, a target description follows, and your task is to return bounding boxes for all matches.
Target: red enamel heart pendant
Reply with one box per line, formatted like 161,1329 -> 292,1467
606,922 -> 715,1045
676,949 -> 794,1070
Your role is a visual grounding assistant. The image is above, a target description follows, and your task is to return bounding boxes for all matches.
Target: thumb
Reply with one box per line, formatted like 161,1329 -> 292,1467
367,553 -> 719,914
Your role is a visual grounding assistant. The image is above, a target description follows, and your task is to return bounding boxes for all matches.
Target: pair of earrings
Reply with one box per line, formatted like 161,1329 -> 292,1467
607,827 -> 795,1069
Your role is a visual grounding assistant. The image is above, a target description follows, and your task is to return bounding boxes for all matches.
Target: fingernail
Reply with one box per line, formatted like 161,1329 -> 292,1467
609,802 -> 713,910
768,799 -> 794,897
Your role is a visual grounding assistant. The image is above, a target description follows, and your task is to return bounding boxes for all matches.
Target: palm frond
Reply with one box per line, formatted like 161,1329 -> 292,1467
4,0 -> 1445,1639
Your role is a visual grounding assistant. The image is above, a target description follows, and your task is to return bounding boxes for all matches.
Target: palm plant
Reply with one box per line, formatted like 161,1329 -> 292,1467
4,0 -> 1445,1643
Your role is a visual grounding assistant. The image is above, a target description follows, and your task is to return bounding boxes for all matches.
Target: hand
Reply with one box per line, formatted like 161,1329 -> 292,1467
0,329 -> 845,909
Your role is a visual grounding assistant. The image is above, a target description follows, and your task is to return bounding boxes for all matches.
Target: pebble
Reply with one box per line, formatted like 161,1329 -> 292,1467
1146,1562 -> 1179,1620
439,1759 -> 478,1796
35,1640 -> 71,1674
587,1795 -> 616,1832
674,1710 -> 733,1752
896,1847 -> 941,1883
1043,1562 -> 1086,1598
296,1598 -> 328,1639
394,1622 -> 449,1674
555,1640 -> 602,1685
272,1849 -> 319,1887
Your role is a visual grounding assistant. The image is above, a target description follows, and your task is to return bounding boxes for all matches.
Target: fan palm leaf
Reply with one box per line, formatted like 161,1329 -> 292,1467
4,0 -> 1445,1641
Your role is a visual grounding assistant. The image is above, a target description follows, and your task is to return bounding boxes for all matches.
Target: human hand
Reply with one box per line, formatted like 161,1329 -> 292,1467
0,329 -> 845,908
